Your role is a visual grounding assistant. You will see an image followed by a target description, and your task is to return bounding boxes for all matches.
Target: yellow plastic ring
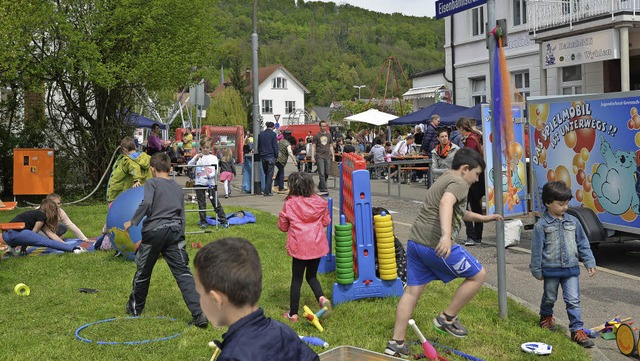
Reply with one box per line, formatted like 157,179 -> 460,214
374,226 -> 394,234
374,221 -> 393,228
14,283 -> 30,296
374,214 -> 392,222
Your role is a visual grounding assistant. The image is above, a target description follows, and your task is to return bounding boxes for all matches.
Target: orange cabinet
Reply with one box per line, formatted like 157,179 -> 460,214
13,148 -> 54,195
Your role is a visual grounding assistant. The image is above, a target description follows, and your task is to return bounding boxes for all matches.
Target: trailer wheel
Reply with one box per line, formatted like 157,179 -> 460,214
566,207 -> 605,245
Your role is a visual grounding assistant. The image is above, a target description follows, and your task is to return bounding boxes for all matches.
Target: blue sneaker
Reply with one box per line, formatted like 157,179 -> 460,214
221,223 -> 229,229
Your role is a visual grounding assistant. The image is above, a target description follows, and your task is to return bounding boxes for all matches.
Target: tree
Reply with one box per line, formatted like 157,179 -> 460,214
205,87 -> 248,127
0,0 -> 218,195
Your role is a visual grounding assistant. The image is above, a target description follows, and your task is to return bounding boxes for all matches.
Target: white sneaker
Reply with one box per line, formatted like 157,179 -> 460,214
5,245 -> 18,257
73,247 -> 88,254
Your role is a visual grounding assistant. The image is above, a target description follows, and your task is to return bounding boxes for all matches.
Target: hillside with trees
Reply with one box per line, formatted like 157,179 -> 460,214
211,0 -> 444,106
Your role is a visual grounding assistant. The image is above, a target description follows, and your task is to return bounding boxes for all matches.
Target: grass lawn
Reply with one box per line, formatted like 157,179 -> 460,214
0,202 -> 590,360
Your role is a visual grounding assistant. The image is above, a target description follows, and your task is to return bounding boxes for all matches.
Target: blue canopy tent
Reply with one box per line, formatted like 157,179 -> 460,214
440,104 -> 483,126
389,102 -> 469,126
126,112 -> 167,129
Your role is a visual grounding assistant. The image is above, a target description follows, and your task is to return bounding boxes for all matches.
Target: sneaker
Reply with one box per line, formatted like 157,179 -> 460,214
73,247 -> 88,254
188,313 -> 209,328
125,303 -> 139,317
283,311 -> 299,323
198,221 -> 208,229
5,245 -> 18,257
224,194 -> 229,198
539,315 -> 556,330
319,296 -> 332,318
464,238 -> 477,246
571,329 -> 595,348
221,223 -> 229,229
384,340 -> 410,357
434,313 -> 468,338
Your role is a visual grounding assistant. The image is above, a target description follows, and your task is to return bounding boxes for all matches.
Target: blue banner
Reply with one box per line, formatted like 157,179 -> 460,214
435,0 -> 487,19
482,104 -> 528,217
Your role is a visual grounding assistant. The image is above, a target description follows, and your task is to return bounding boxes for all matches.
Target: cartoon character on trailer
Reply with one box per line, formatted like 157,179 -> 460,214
489,157 -> 525,205
635,150 -> 640,204
591,136 -> 640,215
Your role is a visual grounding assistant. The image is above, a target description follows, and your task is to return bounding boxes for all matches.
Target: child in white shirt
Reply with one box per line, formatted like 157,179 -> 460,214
188,137 -> 228,229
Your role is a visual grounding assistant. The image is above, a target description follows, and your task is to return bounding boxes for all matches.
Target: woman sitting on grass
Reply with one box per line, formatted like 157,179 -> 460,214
2,199 -> 87,255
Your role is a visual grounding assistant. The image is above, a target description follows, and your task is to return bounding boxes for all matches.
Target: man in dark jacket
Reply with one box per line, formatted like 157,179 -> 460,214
258,122 -> 278,196
420,115 -> 441,155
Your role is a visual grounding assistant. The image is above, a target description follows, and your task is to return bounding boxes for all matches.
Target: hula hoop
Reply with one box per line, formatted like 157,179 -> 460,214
75,316 -> 184,345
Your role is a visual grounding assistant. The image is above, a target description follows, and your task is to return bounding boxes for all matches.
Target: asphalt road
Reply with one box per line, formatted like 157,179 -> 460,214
182,163 -> 640,361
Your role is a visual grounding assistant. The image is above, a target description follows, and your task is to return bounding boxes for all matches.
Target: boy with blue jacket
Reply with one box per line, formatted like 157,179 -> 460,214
194,237 -> 319,361
530,181 -> 597,347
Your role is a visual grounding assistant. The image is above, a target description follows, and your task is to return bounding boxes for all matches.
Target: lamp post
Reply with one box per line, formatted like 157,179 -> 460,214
353,85 -> 366,100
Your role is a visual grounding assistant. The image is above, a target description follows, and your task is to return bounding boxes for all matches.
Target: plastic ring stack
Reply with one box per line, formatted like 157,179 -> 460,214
334,222 -> 354,285
373,213 -> 398,280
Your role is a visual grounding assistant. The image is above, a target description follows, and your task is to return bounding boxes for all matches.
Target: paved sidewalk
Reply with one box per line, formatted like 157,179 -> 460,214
185,163 -> 640,361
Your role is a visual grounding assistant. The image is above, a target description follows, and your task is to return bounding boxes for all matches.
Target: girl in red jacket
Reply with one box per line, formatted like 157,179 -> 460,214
278,171 -> 332,322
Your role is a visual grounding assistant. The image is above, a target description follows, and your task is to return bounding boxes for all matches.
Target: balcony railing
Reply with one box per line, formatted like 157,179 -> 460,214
527,0 -> 639,34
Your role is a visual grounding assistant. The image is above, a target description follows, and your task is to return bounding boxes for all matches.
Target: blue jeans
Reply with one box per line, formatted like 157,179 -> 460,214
2,229 -> 76,252
540,276 -> 583,332
261,157 -> 275,195
316,157 -> 331,191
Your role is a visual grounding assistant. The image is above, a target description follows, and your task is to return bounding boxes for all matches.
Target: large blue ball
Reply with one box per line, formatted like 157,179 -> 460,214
106,187 -> 145,260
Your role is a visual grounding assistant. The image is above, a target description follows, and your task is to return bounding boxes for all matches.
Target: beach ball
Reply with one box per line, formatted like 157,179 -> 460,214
106,187 -> 145,260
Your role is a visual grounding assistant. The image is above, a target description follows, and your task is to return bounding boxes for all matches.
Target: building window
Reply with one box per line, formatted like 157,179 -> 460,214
513,71 -> 530,102
472,6 -> 485,37
262,99 -> 273,114
471,77 -> 486,105
561,65 -> 583,95
513,0 -> 527,26
272,77 -> 287,89
285,101 -> 295,114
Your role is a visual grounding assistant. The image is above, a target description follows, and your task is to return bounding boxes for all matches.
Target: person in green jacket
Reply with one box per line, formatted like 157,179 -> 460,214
107,136 -> 152,202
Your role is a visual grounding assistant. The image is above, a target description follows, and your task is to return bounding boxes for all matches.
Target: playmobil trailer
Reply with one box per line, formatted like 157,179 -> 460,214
527,90 -> 640,244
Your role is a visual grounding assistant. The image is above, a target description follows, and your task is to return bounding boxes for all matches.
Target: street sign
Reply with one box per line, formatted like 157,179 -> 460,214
274,114 -> 280,122
435,0 -> 487,19
189,83 -> 209,108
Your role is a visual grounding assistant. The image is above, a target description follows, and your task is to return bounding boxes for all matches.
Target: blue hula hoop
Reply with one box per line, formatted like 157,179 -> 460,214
75,316 -> 183,345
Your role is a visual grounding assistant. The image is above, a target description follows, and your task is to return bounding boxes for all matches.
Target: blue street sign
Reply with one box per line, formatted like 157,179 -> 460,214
435,0 -> 487,19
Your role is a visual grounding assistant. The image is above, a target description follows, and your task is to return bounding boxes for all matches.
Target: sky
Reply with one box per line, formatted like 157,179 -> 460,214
303,0 -> 437,18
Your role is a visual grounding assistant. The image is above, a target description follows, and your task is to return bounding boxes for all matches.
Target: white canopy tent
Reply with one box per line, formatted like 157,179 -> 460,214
344,108 -> 397,126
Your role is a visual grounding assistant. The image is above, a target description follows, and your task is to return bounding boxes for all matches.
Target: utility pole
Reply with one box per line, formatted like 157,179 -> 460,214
353,85 -> 366,100
251,0 -> 260,194
487,0 -> 508,319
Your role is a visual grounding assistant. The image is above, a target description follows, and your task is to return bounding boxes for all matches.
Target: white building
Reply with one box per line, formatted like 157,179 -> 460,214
255,64 -> 310,126
210,64 -> 310,127
412,0 -> 640,108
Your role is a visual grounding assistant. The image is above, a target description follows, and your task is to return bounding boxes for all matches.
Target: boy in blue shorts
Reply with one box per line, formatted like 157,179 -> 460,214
530,181 -> 596,348
385,148 -> 502,357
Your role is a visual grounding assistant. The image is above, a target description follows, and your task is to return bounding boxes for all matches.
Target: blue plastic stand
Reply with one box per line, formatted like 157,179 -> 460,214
332,168 -> 404,305
318,197 -> 336,274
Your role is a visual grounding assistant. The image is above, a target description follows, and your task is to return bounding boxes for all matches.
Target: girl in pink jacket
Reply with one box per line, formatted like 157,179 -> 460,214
278,171 -> 332,322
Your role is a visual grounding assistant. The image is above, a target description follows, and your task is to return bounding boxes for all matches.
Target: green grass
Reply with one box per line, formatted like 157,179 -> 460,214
0,203 -> 590,360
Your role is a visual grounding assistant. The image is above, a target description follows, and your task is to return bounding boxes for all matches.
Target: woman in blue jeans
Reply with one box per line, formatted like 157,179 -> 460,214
2,199 -> 86,255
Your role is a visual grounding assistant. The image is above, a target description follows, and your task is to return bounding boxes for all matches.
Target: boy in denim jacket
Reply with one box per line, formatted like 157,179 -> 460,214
530,181 -> 596,347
